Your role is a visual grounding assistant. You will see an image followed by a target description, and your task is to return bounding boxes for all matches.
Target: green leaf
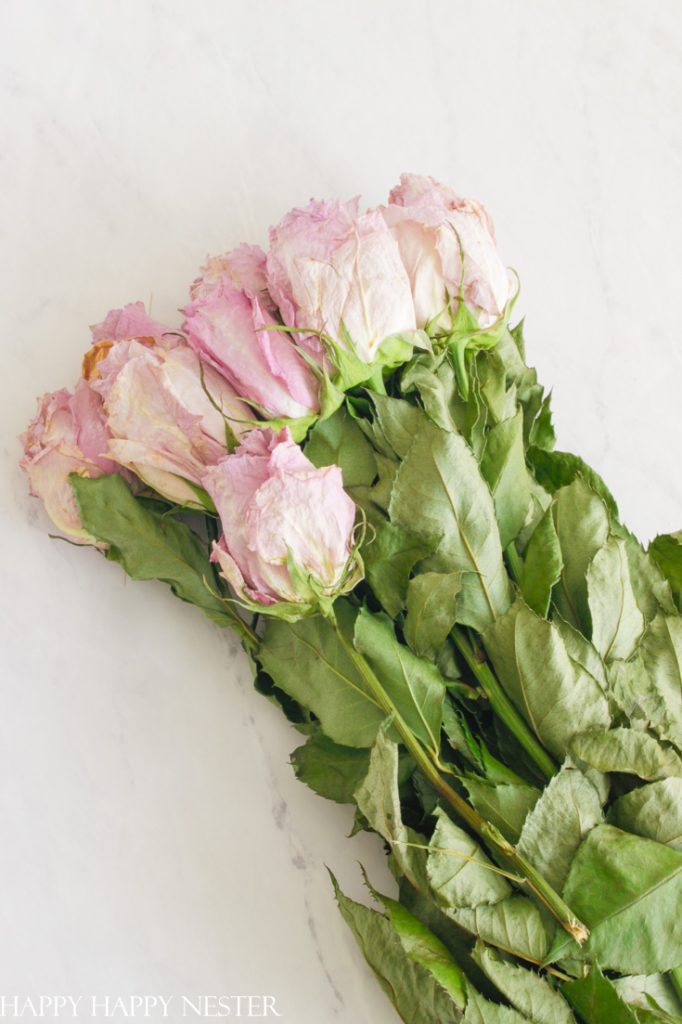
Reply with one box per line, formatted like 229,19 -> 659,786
548,824 -> 682,973
70,474 -> 237,629
480,409 -> 533,548
464,990 -> 532,1023
638,614 -> 682,752
624,534 -> 677,620
437,642 -> 466,687
390,419 -> 511,631
530,449 -> 619,522
442,702 -> 485,770
570,728 -> 682,782
554,616 -> 610,702
366,452 -> 398,512
562,965 -> 640,1023
291,733 -> 371,804
521,506 -> 563,618
484,599 -> 611,760
473,942 -> 576,1024
398,880 -> 498,1000
588,537 -> 645,662
463,778 -> 540,843
427,807 -> 511,910
253,667 -> 314,734
477,344 -> 518,426
354,725 -> 429,891
633,1002 -> 682,1024
551,478 -> 610,634
373,888 -> 469,1008
528,392 -> 555,452
650,532 -> 682,611
612,974 -> 682,1019
454,897 -> 553,966
401,351 -> 459,433
304,404 -> 377,490
372,393 -> 427,458
363,518 -> 434,617
609,779 -> 682,850
517,763 -> 603,892
354,608 -> 446,751
495,328 -> 556,451
508,320 -> 528,361
404,572 -> 463,660
331,874 -> 467,1022
258,601 -> 385,748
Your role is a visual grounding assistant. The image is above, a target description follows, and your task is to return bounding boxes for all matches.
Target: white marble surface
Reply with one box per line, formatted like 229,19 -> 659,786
2,1 -> 682,1021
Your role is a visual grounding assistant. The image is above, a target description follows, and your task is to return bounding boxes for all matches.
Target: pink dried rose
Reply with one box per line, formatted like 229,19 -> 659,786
382,173 -> 516,331
85,304 -> 252,507
202,428 -> 360,611
182,245 -> 320,422
20,380 -> 118,544
266,197 -> 416,365
90,301 -> 172,344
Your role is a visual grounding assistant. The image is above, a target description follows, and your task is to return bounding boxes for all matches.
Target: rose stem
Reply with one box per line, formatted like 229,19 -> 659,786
451,628 -> 557,781
328,613 -> 588,946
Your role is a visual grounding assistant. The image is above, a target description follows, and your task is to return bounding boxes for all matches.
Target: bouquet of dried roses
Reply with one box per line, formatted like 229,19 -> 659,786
21,175 -> 682,1023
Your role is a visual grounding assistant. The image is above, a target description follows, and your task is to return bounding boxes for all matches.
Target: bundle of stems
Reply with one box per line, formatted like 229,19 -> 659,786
67,323 -> 682,1023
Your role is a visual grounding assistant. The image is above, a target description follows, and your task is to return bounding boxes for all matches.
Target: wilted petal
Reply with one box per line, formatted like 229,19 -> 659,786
184,247 -> 319,419
90,301 -> 173,343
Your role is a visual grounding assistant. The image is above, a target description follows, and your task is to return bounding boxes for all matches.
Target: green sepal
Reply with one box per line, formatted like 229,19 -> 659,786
331,323 -> 431,392
442,281 -> 518,400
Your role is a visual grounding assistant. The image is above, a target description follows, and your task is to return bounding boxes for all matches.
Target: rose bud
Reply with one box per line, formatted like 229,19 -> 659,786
202,428 -> 361,614
84,303 -> 252,507
382,173 -> 516,331
266,197 -> 416,366
20,380 -> 119,544
182,245 -> 320,422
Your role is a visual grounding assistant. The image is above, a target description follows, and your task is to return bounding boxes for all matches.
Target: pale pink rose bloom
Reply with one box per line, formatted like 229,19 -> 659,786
85,304 -> 252,506
266,198 -> 416,365
20,380 -> 117,543
382,173 -> 515,330
90,301 -> 173,344
182,244 -> 319,421
202,428 -> 357,607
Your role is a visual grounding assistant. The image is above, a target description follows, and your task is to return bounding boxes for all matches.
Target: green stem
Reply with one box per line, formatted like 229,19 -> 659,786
452,628 -> 556,781
329,614 -> 588,946
504,541 -> 524,585
449,336 -> 470,401
224,605 -> 259,651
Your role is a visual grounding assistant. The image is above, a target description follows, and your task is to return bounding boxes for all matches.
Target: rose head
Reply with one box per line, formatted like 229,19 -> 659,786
182,245 -> 320,423
382,173 -> 516,332
266,197 -> 416,367
20,380 -> 117,543
202,428 -> 361,615
85,303 -> 251,507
